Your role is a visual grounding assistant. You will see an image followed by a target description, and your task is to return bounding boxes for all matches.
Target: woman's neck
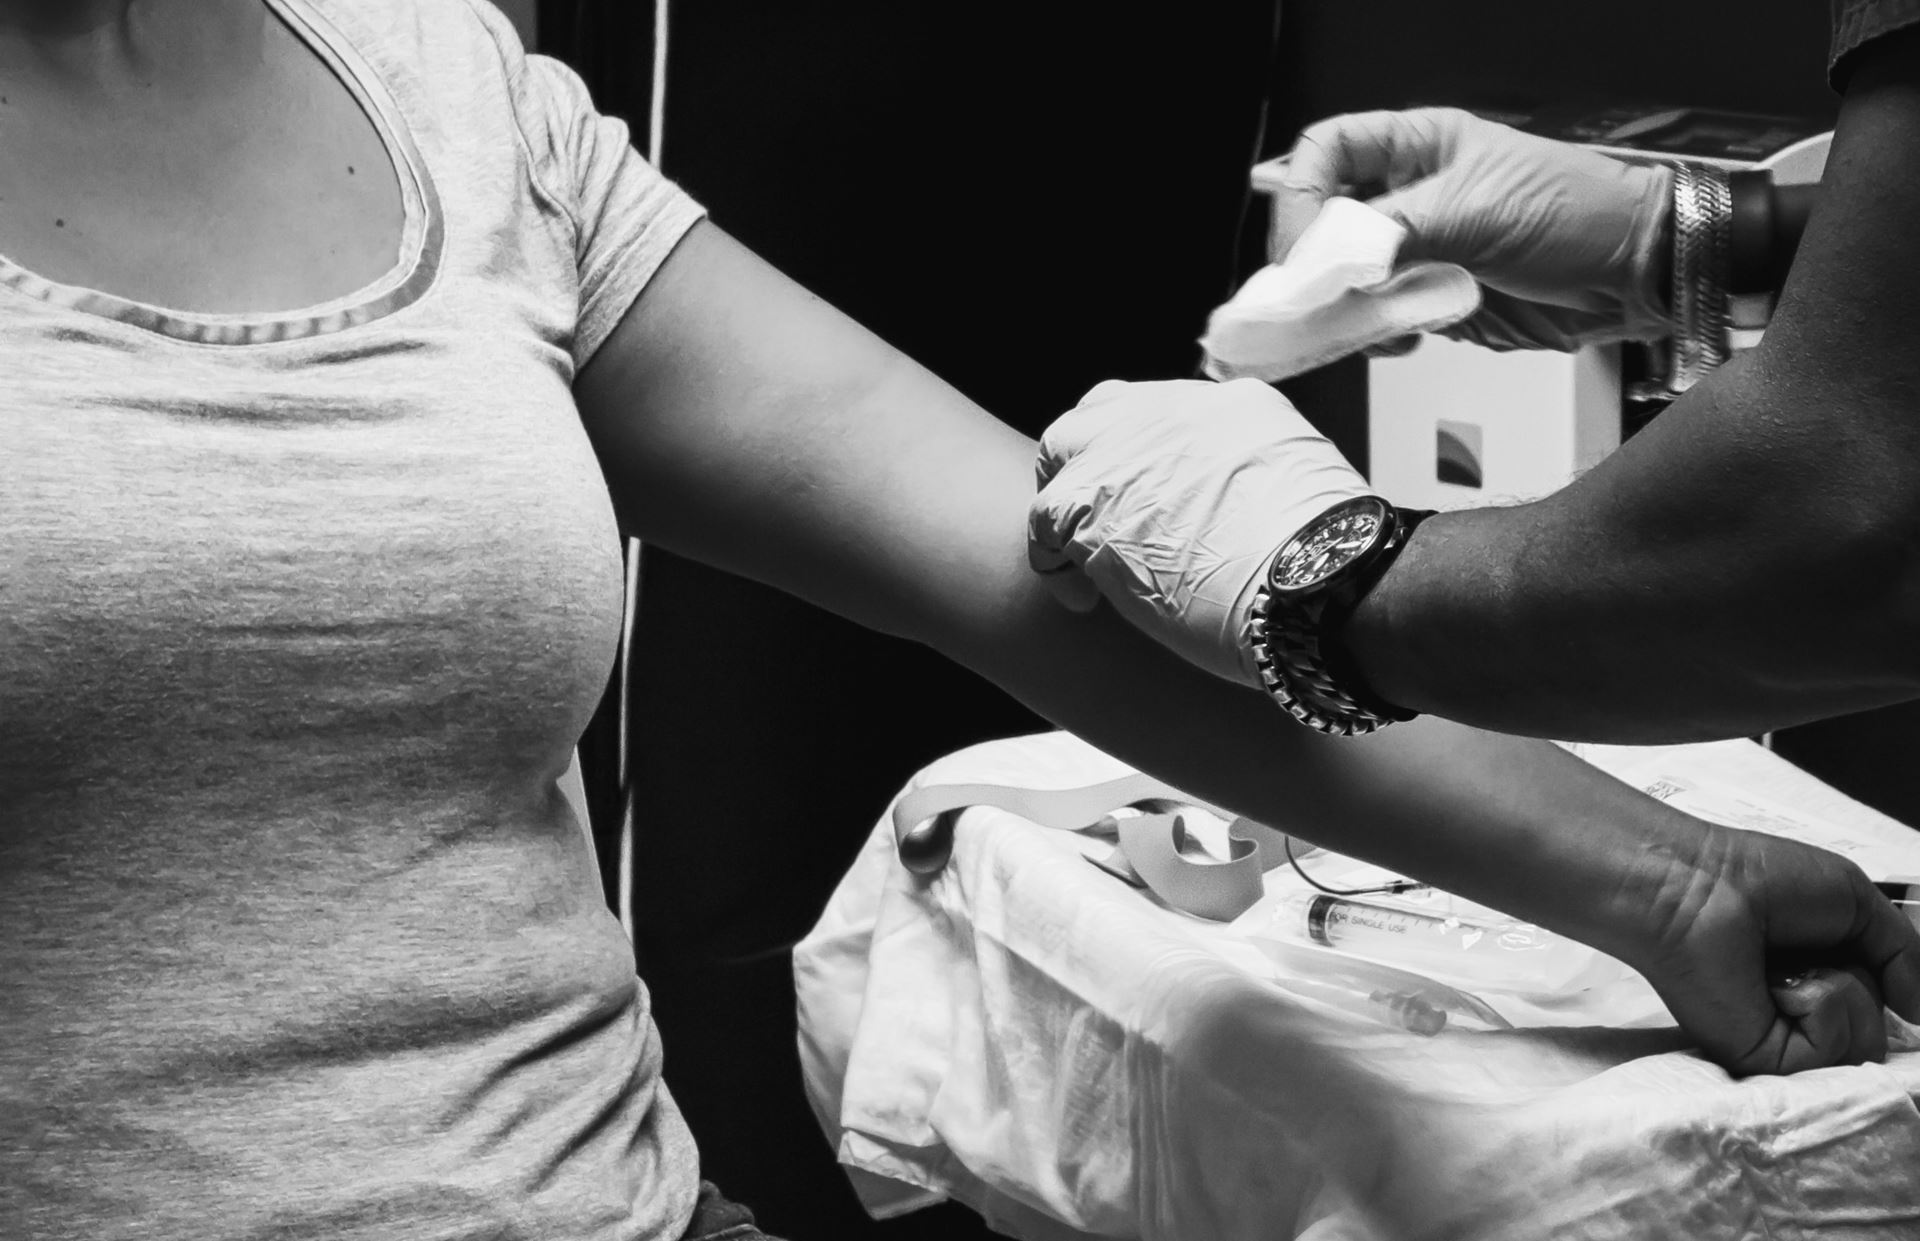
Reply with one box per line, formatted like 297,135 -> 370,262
0,0 -> 264,98
0,1 -> 139,40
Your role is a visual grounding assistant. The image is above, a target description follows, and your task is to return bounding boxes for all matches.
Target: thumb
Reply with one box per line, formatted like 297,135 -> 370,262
1037,379 -> 1150,489
1025,500 -> 1103,613
1267,120 -> 1354,262
1270,109 -> 1405,261
1026,484 -> 1104,605
1076,378 -> 1133,409
1366,175 -> 1456,266
1267,185 -> 1328,264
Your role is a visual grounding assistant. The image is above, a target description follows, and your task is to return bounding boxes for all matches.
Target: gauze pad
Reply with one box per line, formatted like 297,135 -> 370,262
1201,196 -> 1481,383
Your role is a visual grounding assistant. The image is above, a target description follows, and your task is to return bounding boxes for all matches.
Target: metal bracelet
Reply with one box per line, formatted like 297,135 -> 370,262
1668,162 -> 1701,389
1704,170 -> 1733,317
1694,163 -> 1733,382
1665,161 -> 1733,397
1244,594 -> 1401,737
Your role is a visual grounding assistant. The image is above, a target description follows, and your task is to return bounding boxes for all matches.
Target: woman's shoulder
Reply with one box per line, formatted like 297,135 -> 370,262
293,0 -> 532,99
298,0 -> 596,153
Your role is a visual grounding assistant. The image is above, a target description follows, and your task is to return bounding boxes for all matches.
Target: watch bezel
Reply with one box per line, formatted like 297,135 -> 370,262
1265,495 -> 1396,596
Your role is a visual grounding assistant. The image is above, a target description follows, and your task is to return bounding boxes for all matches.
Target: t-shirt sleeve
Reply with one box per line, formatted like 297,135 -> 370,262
468,0 -> 706,371
1831,0 -> 1920,89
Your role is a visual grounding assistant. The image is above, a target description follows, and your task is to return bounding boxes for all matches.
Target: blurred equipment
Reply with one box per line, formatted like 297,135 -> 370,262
1253,108 -> 1830,511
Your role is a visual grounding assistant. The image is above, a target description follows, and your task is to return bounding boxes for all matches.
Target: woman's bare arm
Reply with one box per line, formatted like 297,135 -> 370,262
569,221 -> 1920,1073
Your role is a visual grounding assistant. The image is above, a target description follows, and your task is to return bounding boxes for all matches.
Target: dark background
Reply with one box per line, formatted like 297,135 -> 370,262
538,4 -> 1907,1239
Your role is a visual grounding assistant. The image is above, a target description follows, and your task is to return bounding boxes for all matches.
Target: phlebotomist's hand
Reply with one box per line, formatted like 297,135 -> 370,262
1269,107 -> 1673,353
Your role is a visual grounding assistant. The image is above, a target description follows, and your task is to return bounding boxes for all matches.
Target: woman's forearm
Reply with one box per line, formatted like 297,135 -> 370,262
941,529 -> 1695,967
577,222 -> 1917,1073
572,222 -> 1697,962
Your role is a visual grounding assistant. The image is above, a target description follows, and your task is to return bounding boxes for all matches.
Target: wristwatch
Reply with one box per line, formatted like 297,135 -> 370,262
1244,495 -> 1434,736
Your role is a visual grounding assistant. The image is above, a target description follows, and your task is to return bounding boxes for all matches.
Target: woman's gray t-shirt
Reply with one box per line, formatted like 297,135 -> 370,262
0,2 -> 707,1237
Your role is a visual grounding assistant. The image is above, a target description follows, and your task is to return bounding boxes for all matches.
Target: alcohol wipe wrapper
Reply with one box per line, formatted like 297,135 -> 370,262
1201,197 -> 1481,383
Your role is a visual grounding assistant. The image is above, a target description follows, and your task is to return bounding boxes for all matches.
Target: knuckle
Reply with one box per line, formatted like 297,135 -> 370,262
1077,378 -> 1132,407
1294,115 -> 1346,147
1037,413 -> 1095,459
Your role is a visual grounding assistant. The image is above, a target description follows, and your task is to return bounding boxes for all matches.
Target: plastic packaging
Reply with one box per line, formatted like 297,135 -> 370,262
1249,935 -> 1516,1036
1269,890 -> 1624,995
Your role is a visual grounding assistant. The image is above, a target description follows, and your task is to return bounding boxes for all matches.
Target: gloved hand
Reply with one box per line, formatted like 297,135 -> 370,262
1611,818 -> 1920,1075
1028,377 -> 1371,686
1269,107 -> 1673,352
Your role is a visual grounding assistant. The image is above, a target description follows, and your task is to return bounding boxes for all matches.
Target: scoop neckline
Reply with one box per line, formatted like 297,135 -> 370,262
0,0 -> 444,347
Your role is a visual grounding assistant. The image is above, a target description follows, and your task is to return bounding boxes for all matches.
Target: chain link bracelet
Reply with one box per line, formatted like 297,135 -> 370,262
1662,161 -> 1733,397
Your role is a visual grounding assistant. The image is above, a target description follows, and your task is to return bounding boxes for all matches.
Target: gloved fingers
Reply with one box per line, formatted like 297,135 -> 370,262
1282,108 -> 1465,198
1271,110 -> 1441,261
1075,378 -> 1134,410
1440,290 -> 1620,354
1041,379 -> 1299,483
1365,174 -> 1456,265
1037,382 -> 1128,490
1027,488 -> 1090,572
1026,493 -> 1113,613
1037,379 -> 1189,487
1267,191 -> 1325,267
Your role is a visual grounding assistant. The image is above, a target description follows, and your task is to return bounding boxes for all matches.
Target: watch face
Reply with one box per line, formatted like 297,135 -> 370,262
1270,498 -> 1389,591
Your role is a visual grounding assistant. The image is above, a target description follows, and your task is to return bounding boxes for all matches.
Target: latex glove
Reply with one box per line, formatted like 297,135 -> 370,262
1269,107 -> 1673,352
1615,820 -> 1920,1075
1028,378 -> 1371,687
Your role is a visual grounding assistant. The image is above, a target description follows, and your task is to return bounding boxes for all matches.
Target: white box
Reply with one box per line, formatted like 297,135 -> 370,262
1366,338 -> 1621,509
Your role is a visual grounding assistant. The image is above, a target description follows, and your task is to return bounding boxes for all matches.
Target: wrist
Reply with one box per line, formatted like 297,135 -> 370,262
1728,173 -> 1822,296
1335,515 -> 1437,718
1620,163 -> 1678,341
1452,745 -> 1727,971
1569,808 -> 1729,972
